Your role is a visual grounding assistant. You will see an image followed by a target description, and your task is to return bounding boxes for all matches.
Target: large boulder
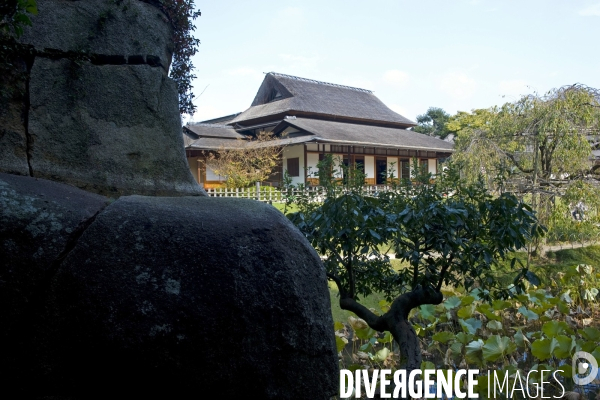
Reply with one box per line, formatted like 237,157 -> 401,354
0,174 -> 338,398
0,1 -> 338,397
0,55 -> 30,176
0,0 -> 204,197
20,0 -> 174,71
27,58 -> 200,196
0,172 -> 109,386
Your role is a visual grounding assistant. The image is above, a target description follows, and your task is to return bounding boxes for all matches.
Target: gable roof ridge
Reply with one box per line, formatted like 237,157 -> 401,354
268,72 -> 373,94
189,122 -> 233,128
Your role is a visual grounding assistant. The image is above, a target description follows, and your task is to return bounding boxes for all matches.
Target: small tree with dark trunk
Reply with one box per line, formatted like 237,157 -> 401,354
286,157 -> 544,379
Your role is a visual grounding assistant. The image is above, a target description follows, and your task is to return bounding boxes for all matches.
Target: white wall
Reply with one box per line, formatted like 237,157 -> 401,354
307,153 -> 319,178
205,161 -> 224,181
364,156 -> 375,179
387,157 -> 399,180
429,159 -> 437,175
283,144 -> 305,185
332,154 -> 344,178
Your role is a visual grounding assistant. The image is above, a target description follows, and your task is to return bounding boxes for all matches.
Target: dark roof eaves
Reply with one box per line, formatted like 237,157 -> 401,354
232,111 -> 415,129
282,118 -> 454,152
311,138 -> 454,152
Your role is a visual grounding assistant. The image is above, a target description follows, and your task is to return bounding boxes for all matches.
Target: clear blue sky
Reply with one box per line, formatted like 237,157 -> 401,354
184,0 -> 600,124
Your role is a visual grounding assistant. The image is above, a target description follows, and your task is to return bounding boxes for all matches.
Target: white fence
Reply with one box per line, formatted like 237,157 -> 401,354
204,185 -> 391,202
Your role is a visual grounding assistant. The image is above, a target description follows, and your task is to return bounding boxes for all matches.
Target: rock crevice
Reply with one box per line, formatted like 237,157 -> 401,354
44,204 -> 107,283
23,53 -> 34,177
29,46 -> 168,70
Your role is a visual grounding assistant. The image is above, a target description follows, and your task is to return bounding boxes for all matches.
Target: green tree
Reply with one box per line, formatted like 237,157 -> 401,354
450,85 -> 600,246
286,157 -> 544,374
451,85 -> 600,189
412,107 -> 452,139
447,108 -> 510,188
204,131 -> 285,189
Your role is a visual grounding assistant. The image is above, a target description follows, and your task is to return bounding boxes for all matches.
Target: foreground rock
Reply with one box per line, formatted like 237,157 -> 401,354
0,174 -> 338,398
0,172 -> 109,385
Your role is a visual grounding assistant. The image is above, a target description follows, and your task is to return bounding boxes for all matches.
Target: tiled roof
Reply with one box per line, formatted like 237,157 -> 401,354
184,123 -> 244,140
277,118 -> 454,152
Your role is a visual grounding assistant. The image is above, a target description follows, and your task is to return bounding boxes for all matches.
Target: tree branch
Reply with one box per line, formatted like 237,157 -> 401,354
339,297 -> 387,332
436,255 -> 454,292
326,272 -> 346,298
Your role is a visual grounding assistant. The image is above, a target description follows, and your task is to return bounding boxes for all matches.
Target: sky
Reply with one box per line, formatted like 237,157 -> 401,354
184,0 -> 600,125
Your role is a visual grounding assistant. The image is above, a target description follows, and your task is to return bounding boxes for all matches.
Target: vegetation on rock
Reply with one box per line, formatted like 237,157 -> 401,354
157,0 -> 201,115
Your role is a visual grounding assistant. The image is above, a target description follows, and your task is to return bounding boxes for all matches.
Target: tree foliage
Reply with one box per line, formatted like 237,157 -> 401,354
285,157 -> 544,370
0,0 -> 36,101
0,0 -> 37,38
203,131 -> 285,189
450,84 -> 600,189
412,107 -> 452,139
154,0 -> 201,115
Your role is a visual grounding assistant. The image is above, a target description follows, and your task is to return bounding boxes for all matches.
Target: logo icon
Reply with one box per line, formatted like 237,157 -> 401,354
572,351 -> 598,385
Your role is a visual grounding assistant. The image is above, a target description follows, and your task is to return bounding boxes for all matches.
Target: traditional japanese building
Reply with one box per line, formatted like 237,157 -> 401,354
184,72 -> 454,188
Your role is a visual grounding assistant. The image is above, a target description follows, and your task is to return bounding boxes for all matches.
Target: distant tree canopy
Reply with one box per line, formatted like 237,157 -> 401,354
412,107 -> 452,139
449,84 -> 600,189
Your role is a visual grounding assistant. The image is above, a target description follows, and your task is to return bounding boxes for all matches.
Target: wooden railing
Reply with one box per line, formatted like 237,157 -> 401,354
204,185 -> 392,202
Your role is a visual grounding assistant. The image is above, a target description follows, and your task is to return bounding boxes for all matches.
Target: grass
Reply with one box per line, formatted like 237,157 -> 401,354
270,202 -> 299,214
545,245 -> 600,268
329,259 -> 408,323
328,282 -> 388,323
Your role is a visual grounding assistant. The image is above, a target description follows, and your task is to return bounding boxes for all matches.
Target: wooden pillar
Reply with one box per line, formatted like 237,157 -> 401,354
304,144 -> 308,185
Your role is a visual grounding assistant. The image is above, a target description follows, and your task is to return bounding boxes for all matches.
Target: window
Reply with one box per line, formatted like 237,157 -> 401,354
420,159 -> 429,174
401,160 -> 410,180
287,157 -> 300,177
376,158 -> 387,184
354,156 -> 365,173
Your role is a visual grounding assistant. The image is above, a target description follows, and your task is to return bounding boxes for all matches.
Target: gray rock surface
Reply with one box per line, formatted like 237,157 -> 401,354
1,174 -> 338,398
0,173 -> 109,385
20,0 -> 174,71
0,56 -> 30,176
27,58 -> 203,197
